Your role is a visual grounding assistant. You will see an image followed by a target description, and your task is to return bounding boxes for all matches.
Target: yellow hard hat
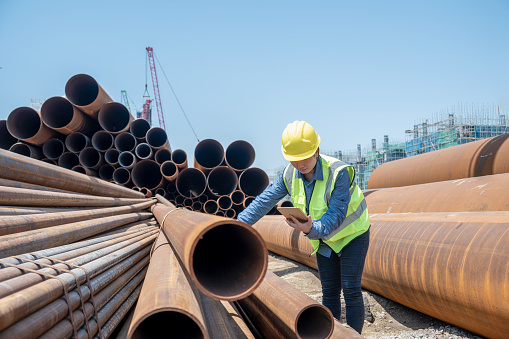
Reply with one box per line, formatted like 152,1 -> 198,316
281,121 -> 321,161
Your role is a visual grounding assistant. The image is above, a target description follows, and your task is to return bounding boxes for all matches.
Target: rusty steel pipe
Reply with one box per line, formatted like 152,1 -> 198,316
0,148 -> 143,198
253,215 -> 317,269
236,271 -> 334,339
225,140 -> 255,172
0,212 -> 152,259
6,107 -> 58,146
98,102 -> 133,134
192,200 -> 203,212
40,96 -> 99,136
0,200 -> 154,236
41,158 -> 57,165
64,74 -> 113,119
79,146 -> 104,170
131,159 -> 165,190
0,233 -> 155,332
363,211 -> 509,339
243,196 -> 255,209
217,195 -> 233,210
146,127 -> 170,151
71,165 -> 98,177
0,250 -> 150,339
65,131 -> 91,153
230,190 -> 245,205
194,139 -> 223,174
0,178 -> 76,194
140,187 -> 152,198
152,203 -> 268,301
115,307 -> 135,339
41,138 -> 65,160
9,142 -> 43,160
171,148 -> 188,170
160,160 -> 178,181
365,173 -> 509,214
225,209 -> 236,219
115,131 -> 137,152
91,130 -> 115,152
154,148 -> 171,165
239,167 -> 269,197
130,118 -> 150,141
0,120 -> 17,150
58,151 -> 79,169
368,133 -> 509,189
203,200 -> 219,215
176,168 -> 207,198
135,142 -> 153,160
127,232 -> 207,339
0,186 -> 147,208
99,163 -> 116,181
207,166 -> 238,197
105,148 -> 120,165
0,206 -> 90,216
119,151 -> 137,169
114,167 -> 133,187
330,320 -> 364,338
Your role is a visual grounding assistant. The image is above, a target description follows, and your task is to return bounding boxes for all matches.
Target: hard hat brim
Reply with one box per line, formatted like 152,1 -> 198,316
281,135 -> 320,161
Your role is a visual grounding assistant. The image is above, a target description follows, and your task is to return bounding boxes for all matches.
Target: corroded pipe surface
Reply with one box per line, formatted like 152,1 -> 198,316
127,232 -> 207,339
152,204 -> 267,301
0,120 -> 17,150
64,74 -> 113,119
146,127 -> 171,151
236,271 -> 333,339
194,139 -> 223,174
365,173 -> 509,214
225,140 -> 255,172
132,159 -> 165,190
6,107 -> 57,146
40,96 -> 99,136
98,102 -> 133,134
363,211 -> 509,339
330,320 -> 364,339
367,133 -> 509,189
239,167 -> 269,197
9,142 -> 43,160
0,200 -> 154,236
0,148 -> 143,198
160,161 -> 178,181
0,186 -> 146,207
172,149 -> 188,170
253,215 -> 317,269
71,165 -> 98,177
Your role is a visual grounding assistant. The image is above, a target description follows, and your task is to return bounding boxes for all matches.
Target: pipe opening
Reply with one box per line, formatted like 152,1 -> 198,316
131,311 -> 204,339
114,168 -> 131,185
40,97 -> 74,128
203,201 -> 219,214
132,160 -> 164,190
10,143 -> 32,157
193,223 -> 266,300
231,191 -> 245,205
194,139 -> 223,169
225,140 -> 255,171
136,143 -> 153,159
98,103 -> 131,133
161,161 -> 178,178
65,74 -> 99,106
119,152 -> 136,168
130,118 -> 151,139
115,132 -> 137,152
0,120 -> 18,150
296,306 -> 333,339
146,127 -> 168,148
42,139 -> 65,159
208,166 -> 238,196
176,168 -> 206,198
92,131 -> 114,151
217,196 -> 232,210
155,149 -> 172,164
239,168 -> 269,197
105,149 -> 120,164
66,133 -> 89,153
99,164 -> 115,181
80,148 -> 102,168
7,107 -> 41,139
72,165 -> 87,174
58,152 -> 80,169
172,149 -> 187,165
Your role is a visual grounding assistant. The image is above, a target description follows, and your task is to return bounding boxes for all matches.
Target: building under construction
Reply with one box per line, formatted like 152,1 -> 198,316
324,103 -> 508,190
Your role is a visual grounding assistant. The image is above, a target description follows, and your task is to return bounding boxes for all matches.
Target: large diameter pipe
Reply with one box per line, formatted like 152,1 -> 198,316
239,167 -> 269,197
176,168 -> 207,198
132,159 -> 165,190
127,232 -> 207,339
0,212 -> 152,259
9,142 -> 43,160
0,120 -> 18,150
114,167 -> 133,187
363,211 -> 509,339
6,107 -> 58,146
115,131 -> 137,152
160,160 -> 178,181
236,271 -> 334,339
98,102 -> 134,134
152,203 -> 268,301
194,139 -> 224,174
365,172 -> 509,214
41,138 -> 65,160
0,178 -> 75,194
99,163 -> 116,181
0,186 -> 146,207
207,166 -> 238,197
58,151 -> 80,169
40,96 -> 99,136
0,148 -> 143,198
130,118 -> 151,141
64,73 -> 113,119
367,133 -> 509,189
146,127 -> 171,151
92,130 -> 115,151
65,132 -> 91,153
225,140 -> 255,172
0,200 -> 154,236
79,146 -> 104,170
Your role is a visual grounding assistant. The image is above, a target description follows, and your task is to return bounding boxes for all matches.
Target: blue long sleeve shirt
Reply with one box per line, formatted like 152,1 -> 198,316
237,156 -> 351,257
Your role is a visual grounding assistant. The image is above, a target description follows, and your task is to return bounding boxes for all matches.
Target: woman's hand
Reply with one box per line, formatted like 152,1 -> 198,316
285,215 -> 313,234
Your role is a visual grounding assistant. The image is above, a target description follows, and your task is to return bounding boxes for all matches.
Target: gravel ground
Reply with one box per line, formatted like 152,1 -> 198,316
267,252 -> 484,339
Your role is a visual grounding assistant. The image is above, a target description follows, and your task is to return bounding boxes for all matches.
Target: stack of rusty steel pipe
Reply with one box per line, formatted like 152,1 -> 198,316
251,134 -> 509,339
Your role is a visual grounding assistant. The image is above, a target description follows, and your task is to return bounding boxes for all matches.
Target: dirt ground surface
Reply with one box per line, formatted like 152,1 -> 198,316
267,252 -> 484,339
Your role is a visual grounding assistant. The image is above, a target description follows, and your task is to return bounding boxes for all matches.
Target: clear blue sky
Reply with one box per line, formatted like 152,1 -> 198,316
1,0 -> 508,171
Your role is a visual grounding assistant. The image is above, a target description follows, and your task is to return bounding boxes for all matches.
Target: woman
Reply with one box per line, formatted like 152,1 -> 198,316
237,120 -> 370,334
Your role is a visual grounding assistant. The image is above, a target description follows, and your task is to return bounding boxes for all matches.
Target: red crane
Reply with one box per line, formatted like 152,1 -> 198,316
140,99 -> 152,120
146,46 -> 166,131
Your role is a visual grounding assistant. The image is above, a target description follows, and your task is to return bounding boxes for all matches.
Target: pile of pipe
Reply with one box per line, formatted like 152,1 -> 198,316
0,73 -> 271,219
252,134 -> 509,339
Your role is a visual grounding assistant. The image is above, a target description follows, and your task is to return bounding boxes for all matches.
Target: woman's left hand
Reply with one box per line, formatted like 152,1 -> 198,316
285,215 -> 313,234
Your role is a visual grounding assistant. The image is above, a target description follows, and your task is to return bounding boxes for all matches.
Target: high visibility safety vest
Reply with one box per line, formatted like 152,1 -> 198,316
283,154 -> 370,255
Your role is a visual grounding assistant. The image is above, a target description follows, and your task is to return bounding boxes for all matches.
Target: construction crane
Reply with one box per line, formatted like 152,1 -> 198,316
146,46 -> 166,131
120,90 -> 131,113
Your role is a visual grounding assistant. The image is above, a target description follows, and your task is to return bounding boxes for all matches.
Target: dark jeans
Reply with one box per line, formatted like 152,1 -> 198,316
316,228 -> 370,334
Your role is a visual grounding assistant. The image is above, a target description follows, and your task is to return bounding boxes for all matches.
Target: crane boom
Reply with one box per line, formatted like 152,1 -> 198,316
146,46 -> 166,131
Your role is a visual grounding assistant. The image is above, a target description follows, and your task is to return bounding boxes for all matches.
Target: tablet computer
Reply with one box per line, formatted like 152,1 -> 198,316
276,206 -> 308,223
